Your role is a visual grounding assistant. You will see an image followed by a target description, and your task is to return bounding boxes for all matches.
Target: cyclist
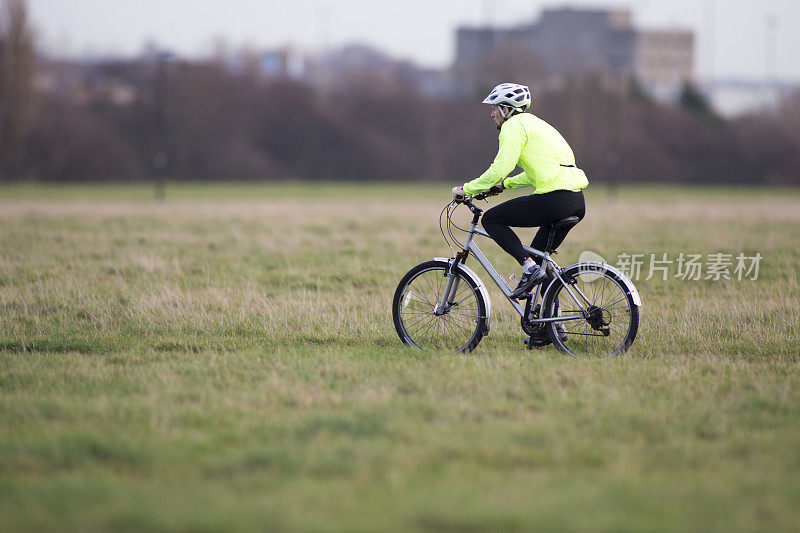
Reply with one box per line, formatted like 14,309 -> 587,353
452,82 -> 588,299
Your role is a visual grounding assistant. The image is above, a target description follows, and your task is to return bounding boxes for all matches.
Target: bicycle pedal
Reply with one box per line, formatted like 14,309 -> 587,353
524,336 -> 548,350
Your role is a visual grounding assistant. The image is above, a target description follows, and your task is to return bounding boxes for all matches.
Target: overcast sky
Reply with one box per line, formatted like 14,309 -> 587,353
26,0 -> 800,82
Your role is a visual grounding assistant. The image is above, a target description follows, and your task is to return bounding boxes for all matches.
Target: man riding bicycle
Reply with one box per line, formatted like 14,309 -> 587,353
452,82 -> 588,299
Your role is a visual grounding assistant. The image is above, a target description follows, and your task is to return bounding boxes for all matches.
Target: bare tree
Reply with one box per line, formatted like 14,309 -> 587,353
0,0 -> 36,180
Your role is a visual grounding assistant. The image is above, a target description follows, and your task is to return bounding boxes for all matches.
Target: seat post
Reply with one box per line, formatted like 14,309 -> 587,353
545,224 -> 556,253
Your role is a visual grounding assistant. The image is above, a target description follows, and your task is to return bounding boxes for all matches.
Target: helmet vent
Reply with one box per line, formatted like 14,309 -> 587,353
481,82 -> 532,110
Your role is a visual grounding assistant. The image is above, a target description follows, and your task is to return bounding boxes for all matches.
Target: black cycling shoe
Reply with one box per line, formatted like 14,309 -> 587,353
524,322 -> 567,350
509,267 -> 547,299
524,335 -> 550,349
554,322 -> 568,343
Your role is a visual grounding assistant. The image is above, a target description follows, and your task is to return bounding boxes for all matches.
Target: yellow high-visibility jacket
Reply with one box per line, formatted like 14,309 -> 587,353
462,112 -> 589,196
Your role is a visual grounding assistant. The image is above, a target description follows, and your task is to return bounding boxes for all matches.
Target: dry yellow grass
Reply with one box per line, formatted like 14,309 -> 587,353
1,190 -> 799,356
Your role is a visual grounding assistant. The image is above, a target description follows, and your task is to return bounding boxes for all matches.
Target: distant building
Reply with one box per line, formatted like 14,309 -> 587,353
305,44 -> 428,95
35,57 -> 140,107
455,7 -> 694,101
707,79 -> 796,117
258,47 -> 306,79
635,29 -> 695,100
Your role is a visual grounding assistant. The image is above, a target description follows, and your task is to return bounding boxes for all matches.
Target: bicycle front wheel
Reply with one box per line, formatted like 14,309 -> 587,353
392,260 -> 488,352
542,263 -> 639,358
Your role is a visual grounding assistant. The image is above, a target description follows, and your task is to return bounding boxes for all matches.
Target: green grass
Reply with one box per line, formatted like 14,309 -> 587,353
1,183 -> 799,531
2,180 -> 800,202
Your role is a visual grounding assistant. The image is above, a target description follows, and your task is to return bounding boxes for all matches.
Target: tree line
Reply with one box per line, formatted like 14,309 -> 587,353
1,0 -> 799,185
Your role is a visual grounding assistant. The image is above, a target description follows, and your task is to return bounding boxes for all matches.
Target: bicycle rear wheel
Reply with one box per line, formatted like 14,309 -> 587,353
542,264 -> 639,358
392,260 -> 488,352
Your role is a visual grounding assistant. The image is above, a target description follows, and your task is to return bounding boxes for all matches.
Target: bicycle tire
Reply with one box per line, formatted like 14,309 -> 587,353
392,260 -> 488,352
542,263 -> 639,358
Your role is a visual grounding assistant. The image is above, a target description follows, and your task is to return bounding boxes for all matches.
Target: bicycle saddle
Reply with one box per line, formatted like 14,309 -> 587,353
551,216 -> 580,229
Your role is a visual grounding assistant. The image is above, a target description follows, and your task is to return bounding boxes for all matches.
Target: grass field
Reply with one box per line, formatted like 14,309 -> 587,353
1,183 -> 799,531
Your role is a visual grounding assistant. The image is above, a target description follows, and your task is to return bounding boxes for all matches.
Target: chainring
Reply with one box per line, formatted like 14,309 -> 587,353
521,303 -> 549,341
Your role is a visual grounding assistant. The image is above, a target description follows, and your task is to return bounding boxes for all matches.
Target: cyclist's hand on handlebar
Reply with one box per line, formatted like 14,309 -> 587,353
486,183 -> 505,197
452,186 -> 465,202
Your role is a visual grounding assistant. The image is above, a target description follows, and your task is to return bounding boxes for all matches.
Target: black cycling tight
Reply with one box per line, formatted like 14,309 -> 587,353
481,189 -> 586,266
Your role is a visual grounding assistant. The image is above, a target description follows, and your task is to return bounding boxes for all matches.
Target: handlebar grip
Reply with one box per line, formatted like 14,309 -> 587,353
471,186 -> 504,202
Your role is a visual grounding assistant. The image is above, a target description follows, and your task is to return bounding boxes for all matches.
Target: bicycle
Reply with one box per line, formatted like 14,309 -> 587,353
392,192 -> 641,357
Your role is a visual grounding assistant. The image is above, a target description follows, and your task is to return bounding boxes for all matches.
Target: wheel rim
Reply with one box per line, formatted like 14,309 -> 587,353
548,271 -> 635,358
397,267 -> 484,352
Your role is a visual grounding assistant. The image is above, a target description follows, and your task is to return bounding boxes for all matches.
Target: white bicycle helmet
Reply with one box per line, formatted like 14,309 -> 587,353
482,83 -> 532,110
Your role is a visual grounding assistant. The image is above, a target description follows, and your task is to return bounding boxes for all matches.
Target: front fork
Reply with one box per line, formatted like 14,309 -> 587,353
434,250 -> 468,316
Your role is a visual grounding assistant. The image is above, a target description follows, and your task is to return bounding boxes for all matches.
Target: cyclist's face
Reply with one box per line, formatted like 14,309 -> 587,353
490,105 -> 505,127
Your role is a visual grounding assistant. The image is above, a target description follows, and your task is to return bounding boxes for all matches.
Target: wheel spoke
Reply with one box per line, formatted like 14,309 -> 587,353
404,312 -> 436,329
446,312 -> 486,319
444,315 -> 474,336
407,312 -> 438,333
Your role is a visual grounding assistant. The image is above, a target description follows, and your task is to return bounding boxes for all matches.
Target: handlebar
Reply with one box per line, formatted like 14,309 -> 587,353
442,186 -> 501,247
454,187 -> 501,206
453,193 -> 493,217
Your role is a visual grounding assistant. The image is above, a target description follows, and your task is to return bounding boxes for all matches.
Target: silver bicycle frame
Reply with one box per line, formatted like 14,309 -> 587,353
436,218 -> 589,323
